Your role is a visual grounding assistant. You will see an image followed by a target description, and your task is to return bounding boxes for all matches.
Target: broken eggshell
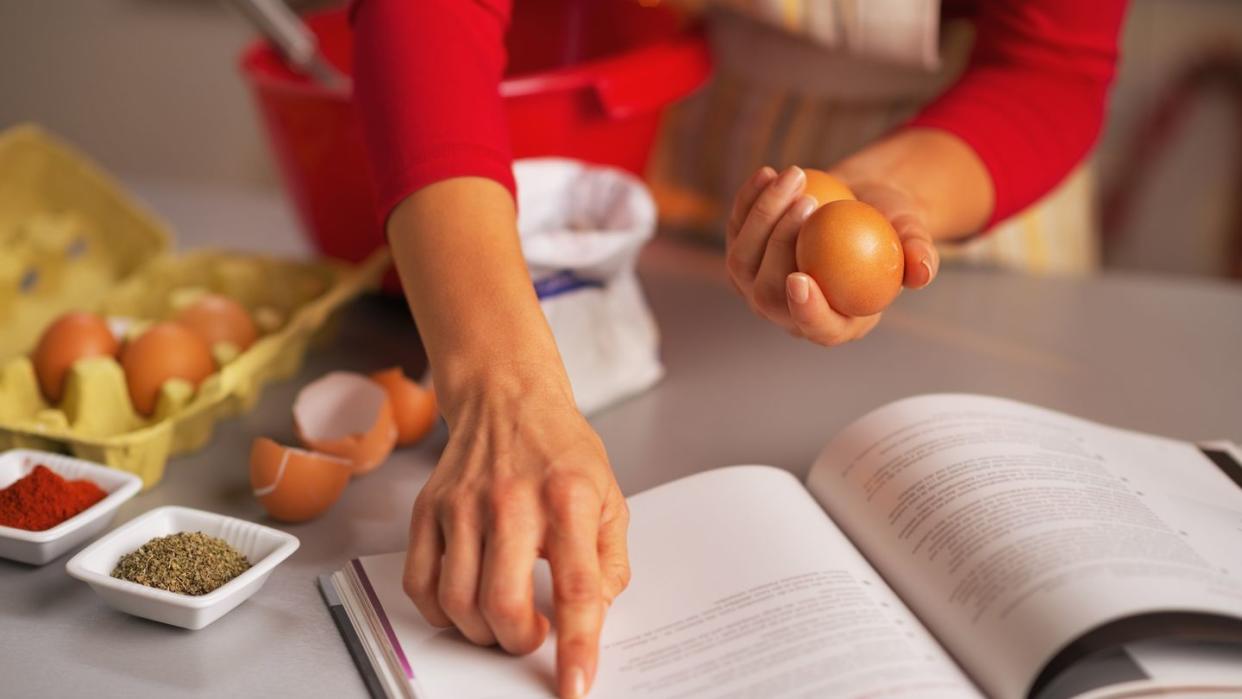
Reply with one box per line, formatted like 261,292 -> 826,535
293,371 -> 397,476
369,367 -> 438,446
250,437 -> 352,522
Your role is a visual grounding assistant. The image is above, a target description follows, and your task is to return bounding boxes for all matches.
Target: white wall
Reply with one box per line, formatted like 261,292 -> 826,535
0,0 -> 281,188
1095,0 -> 1242,278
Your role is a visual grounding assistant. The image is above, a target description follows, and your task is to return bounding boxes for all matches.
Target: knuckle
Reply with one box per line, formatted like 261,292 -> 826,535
607,562 -> 632,593
555,569 -> 601,604
725,252 -> 750,280
412,492 -> 437,523
403,572 -> 433,605
489,504 -> 532,538
481,588 -> 527,624
439,585 -> 476,617
486,483 -> 528,525
750,194 -> 783,222
768,225 -> 799,247
543,473 -> 597,518
438,487 -> 477,520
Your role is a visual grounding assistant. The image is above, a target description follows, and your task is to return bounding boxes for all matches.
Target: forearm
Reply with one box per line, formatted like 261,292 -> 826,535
832,127 -> 995,241
387,177 -> 573,421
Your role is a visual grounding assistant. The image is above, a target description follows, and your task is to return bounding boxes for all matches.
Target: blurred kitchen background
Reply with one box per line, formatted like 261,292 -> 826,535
1,0 -> 1239,280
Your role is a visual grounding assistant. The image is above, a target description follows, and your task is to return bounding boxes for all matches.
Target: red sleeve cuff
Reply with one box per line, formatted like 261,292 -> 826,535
907,0 -> 1125,229
909,102 -> 1020,229
351,0 -> 515,227
370,144 -> 517,228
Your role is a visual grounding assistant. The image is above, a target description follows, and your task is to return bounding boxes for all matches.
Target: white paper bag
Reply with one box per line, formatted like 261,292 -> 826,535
514,159 -> 664,415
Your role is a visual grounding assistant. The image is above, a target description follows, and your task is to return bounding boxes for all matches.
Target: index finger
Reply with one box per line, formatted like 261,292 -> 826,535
726,167 -> 777,244
544,476 -> 605,699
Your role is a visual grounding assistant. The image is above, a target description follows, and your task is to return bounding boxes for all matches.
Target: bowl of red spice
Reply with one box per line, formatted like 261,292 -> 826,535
0,450 -> 142,565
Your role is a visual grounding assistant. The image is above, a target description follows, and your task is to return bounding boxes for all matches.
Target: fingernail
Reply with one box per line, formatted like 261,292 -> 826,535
798,195 -> 818,218
920,258 -> 933,287
787,274 -> 810,304
775,166 -> 804,193
567,667 -> 586,699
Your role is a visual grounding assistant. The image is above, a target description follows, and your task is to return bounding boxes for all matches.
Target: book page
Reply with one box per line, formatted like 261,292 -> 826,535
355,466 -> 979,698
805,394 -> 1242,699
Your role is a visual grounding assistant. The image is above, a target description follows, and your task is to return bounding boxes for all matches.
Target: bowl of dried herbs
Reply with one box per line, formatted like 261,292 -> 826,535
65,506 -> 299,629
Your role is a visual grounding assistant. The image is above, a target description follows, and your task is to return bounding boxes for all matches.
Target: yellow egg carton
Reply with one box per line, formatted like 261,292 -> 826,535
0,124 -> 391,489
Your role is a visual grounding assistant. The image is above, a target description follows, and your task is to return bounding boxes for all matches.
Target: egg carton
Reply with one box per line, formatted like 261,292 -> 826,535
0,124 -> 390,489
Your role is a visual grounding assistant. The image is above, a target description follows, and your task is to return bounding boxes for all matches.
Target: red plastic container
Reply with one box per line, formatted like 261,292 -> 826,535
240,1 -> 711,280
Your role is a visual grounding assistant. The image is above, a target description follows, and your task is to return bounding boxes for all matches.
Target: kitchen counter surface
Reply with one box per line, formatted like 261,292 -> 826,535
3,178 -> 1240,698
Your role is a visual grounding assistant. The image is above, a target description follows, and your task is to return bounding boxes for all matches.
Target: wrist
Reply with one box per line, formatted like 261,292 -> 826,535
433,355 -> 576,426
832,127 -> 993,240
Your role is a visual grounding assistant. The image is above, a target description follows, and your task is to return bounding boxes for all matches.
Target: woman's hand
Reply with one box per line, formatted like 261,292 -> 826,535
725,165 -> 939,346
388,178 -> 630,698
405,372 -> 629,699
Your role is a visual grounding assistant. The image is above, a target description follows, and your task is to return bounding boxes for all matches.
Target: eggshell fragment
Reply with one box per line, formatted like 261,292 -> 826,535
250,437 -> 351,523
796,199 -> 904,317
369,367 -> 438,446
802,169 -> 856,208
294,372 -> 397,476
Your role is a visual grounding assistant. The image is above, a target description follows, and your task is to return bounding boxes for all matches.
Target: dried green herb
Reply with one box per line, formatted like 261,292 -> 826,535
111,531 -> 252,596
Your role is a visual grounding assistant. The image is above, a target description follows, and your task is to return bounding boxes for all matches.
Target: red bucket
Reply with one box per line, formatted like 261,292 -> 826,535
240,1 -> 712,283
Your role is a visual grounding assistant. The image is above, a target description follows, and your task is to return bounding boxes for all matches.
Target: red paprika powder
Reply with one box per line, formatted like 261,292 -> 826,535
0,465 -> 107,531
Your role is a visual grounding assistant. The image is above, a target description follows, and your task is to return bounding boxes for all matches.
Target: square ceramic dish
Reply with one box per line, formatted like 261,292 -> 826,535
0,449 -> 142,565
65,506 -> 299,630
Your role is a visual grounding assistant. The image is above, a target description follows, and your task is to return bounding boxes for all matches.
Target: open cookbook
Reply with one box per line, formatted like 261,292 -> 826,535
320,394 -> 1242,699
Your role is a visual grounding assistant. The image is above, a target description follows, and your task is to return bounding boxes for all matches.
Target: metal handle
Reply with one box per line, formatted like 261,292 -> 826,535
226,0 -> 347,88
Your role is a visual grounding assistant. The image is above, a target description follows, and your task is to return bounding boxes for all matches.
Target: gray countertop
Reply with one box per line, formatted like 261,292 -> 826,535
2,179 -> 1240,697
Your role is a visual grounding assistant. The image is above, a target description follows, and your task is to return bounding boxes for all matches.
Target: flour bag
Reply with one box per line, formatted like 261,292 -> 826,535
514,159 -> 664,415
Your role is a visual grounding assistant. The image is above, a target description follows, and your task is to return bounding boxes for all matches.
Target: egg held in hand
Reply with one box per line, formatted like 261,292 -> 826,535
31,311 -> 120,403
120,322 -> 216,416
802,169 -> 856,208
795,199 -> 904,317
174,293 -> 258,352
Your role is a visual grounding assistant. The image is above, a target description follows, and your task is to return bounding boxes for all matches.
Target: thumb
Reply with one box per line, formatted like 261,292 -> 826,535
891,212 -> 938,289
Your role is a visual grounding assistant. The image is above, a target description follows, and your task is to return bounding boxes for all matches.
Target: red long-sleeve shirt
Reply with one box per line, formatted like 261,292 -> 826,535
351,0 -> 1126,228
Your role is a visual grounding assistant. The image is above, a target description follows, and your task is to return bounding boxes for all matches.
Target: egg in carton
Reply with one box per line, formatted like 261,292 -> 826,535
0,124 -> 390,489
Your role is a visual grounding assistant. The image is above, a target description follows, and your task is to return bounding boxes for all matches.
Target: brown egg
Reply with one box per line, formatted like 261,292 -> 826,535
802,169 -> 856,208
369,367 -> 438,446
120,322 -> 216,416
31,311 -> 120,404
294,372 -> 398,476
250,437 -> 351,523
796,200 -> 904,317
174,293 -> 258,352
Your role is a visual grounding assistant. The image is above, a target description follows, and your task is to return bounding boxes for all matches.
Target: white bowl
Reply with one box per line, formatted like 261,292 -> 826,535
66,506 -> 299,630
0,449 -> 143,565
